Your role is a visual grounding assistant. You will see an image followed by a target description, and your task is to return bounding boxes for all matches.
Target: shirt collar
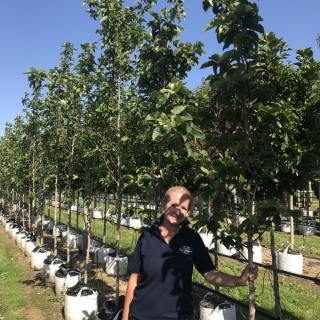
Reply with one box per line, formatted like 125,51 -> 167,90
152,214 -> 190,230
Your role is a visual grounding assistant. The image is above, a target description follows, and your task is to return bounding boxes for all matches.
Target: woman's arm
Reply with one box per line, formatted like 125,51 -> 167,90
122,272 -> 141,320
204,262 -> 258,287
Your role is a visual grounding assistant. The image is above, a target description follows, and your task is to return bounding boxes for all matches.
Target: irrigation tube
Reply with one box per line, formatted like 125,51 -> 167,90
210,251 -> 320,284
254,260 -> 320,284
192,282 -> 279,320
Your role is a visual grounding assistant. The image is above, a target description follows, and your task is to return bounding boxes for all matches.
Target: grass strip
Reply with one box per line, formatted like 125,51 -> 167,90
0,236 -> 26,319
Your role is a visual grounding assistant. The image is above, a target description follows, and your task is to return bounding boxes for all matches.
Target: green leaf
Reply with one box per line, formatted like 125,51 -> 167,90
171,105 -> 187,115
200,166 -> 209,174
152,127 -> 162,140
179,114 -> 193,121
252,24 -> 264,33
233,31 -> 247,48
200,61 -> 215,69
145,114 -> 155,121
219,49 -> 238,63
210,79 -> 226,90
234,3 -> 249,17
121,136 -> 129,142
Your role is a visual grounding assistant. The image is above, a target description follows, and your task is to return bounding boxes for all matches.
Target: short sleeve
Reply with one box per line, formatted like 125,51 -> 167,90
128,233 -> 144,273
193,232 -> 216,275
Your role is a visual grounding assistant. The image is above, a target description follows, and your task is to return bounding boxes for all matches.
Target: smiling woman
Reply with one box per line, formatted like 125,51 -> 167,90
121,186 -> 258,320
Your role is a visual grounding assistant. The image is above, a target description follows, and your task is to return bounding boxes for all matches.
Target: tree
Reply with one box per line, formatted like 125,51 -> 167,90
84,0 -> 147,303
194,1 -> 320,318
136,0 -> 206,214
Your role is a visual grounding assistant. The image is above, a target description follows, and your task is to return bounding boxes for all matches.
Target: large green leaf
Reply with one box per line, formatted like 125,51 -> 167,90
152,127 -> 162,140
171,105 -> 187,115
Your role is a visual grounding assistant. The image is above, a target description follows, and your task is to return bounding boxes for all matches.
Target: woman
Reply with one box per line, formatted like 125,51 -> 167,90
122,186 -> 258,320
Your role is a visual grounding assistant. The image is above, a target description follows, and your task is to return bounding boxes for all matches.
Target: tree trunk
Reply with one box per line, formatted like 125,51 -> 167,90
103,195 -> 107,243
83,207 -> 91,284
207,196 -> 211,216
306,181 -> 311,216
67,134 -> 76,263
318,182 -> 320,214
28,187 -> 31,230
76,190 -> 80,230
58,186 -> 62,223
115,75 -> 122,308
271,233 -> 282,319
198,195 -> 204,215
54,173 -> 58,256
289,194 -> 294,249
243,97 -> 256,319
32,151 -> 35,233
83,159 -> 95,284
246,193 -> 256,320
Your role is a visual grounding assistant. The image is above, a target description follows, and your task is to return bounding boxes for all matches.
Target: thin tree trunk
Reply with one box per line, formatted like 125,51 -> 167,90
54,173 -> 58,256
154,146 -> 161,221
28,187 -> 31,230
83,205 -> 91,284
289,195 -> 294,250
246,186 -> 256,320
32,150 -> 36,234
115,75 -> 122,307
198,195 -> 204,215
214,247 -> 219,292
271,233 -> 282,319
58,186 -> 62,223
36,180 -> 41,247
115,180 -> 122,307
83,158 -> 95,284
40,174 -> 45,246
242,97 -> 256,319
207,196 -> 211,216
306,181 -> 311,216
76,190 -> 80,230
67,134 -> 76,263
103,195 -> 107,243
22,192 -> 25,228
83,167 -> 90,284
318,182 -> 320,214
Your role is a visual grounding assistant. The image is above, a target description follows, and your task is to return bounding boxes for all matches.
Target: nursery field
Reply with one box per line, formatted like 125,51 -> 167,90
1,206 -> 320,320
0,219 -> 129,320
1,0 -> 320,318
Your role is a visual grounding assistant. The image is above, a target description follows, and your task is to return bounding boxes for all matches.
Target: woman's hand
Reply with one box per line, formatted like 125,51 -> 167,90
238,262 -> 258,286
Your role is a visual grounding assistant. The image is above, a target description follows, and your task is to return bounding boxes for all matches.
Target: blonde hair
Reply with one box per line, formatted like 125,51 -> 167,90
162,186 -> 193,211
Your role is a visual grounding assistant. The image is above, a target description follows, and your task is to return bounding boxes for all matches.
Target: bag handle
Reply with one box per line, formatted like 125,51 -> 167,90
203,291 -> 213,300
198,226 -> 211,234
76,286 -> 93,298
112,309 -> 122,320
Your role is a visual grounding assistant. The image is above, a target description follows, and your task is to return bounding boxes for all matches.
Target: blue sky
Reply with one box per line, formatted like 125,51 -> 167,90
1,0 -> 320,137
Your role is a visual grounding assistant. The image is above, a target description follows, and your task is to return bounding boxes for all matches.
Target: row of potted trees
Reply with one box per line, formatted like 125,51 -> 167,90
198,226 -> 304,275
0,206 -> 128,320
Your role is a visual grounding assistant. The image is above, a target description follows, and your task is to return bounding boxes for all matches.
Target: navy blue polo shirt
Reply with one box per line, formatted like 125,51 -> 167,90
128,215 -> 216,320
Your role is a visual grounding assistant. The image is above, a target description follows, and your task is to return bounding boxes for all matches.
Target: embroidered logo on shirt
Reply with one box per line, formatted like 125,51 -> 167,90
179,246 -> 192,254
